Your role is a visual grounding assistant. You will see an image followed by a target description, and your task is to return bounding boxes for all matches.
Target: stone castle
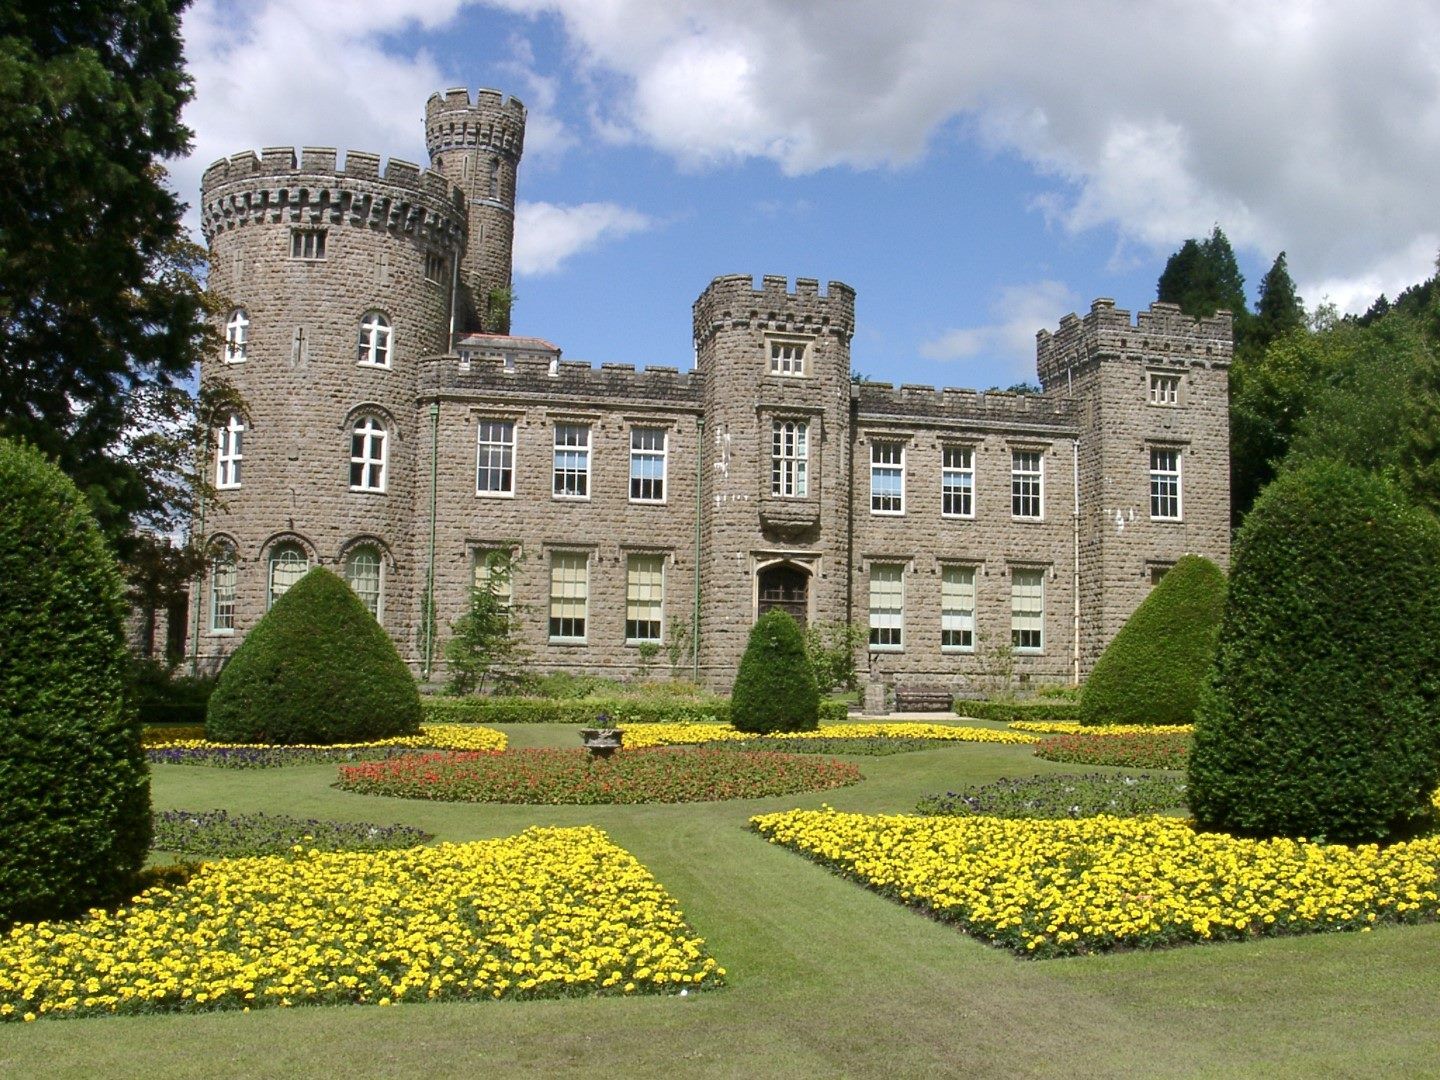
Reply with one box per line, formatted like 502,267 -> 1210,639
189,87 -> 1231,693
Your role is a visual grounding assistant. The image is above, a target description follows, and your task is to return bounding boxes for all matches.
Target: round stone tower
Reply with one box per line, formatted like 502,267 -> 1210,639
196,146 -> 465,664
424,87 -> 526,333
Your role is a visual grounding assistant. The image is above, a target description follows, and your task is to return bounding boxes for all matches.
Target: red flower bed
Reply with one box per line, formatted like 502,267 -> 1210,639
1032,731 -> 1190,770
335,748 -> 863,804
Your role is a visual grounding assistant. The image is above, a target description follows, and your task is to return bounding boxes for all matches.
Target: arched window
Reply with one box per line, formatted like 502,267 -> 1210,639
345,546 -> 383,619
357,311 -> 392,367
350,416 -> 387,492
224,308 -> 249,363
267,543 -> 309,609
216,414 -> 244,489
209,545 -> 237,632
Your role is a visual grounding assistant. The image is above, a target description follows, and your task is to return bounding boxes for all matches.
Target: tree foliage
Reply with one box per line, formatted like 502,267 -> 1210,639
1188,461 -> 1440,842
731,610 -> 820,733
1250,251 -> 1306,351
804,621 -> 866,693
0,438 -> 150,925
207,567 -> 422,745
444,551 -> 530,695
0,3 -> 211,545
1157,227 -> 1248,327
1080,555 -> 1226,727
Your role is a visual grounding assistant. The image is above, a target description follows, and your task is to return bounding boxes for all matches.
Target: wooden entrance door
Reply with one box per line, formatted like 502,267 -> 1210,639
757,563 -> 809,628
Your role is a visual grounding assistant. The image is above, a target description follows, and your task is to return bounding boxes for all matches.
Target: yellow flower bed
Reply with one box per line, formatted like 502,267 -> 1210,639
1009,720 -> 1194,736
621,722 -> 1038,749
143,723 -> 508,753
0,826 -> 722,1022
751,807 -> 1440,957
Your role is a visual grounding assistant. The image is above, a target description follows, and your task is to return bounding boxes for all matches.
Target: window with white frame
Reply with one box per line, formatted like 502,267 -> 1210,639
345,546 -> 383,618
868,563 -> 905,649
1150,447 -> 1182,520
1011,569 -> 1044,651
357,311 -> 392,367
1011,450 -> 1043,519
625,554 -> 665,642
768,338 -> 808,376
940,565 -> 975,651
548,551 -> 588,641
870,442 -> 905,514
942,446 -> 974,517
553,424 -> 591,498
267,544 -> 309,609
473,549 -> 514,608
630,427 -> 667,502
771,420 -> 808,497
1148,371 -> 1181,406
216,414 -> 244,489
209,547 -> 236,632
349,417 -> 387,492
290,228 -> 326,260
475,420 -> 515,495
224,308 -> 249,364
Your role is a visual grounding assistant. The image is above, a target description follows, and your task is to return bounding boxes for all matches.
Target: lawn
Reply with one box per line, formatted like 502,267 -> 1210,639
4,721 -> 1439,1078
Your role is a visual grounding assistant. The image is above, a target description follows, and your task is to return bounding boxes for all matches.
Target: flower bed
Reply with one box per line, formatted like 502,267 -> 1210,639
620,722 -> 1039,750
0,826 -> 723,1021
1010,721 -> 1194,736
144,723 -> 508,767
916,773 -> 1188,819
152,810 -> 431,858
751,808 -> 1440,958
335,748 -> 862,804
712,736 -> 937,756
1032,731 -> 1190,770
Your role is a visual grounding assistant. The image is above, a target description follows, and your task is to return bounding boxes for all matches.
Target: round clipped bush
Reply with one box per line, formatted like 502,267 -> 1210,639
1080,554 -> 1226,727
730,609 -> 820,733
1189,461 -> 1440,842
0,439 -> 150,924
206,566 -> 422,744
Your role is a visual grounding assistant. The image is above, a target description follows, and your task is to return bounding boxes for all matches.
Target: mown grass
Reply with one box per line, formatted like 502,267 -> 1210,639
5,720 -> 1440,1078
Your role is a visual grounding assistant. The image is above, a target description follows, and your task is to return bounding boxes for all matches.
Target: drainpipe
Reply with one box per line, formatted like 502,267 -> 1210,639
692,417 -> 704,682
189,480 -> 206,678
845,387 -> 857,626
1072,437 -> 1081,687
423,401 -> 439,679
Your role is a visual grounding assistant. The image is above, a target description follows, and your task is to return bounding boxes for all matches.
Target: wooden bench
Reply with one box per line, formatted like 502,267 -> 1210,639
893,685 -> 954,713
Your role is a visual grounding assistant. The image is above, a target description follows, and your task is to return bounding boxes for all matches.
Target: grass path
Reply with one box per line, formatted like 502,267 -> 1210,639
4,724 -> 1439,1078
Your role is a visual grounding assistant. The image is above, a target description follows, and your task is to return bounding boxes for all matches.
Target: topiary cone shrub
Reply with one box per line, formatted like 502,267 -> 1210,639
206,567 -> 422,745
1080,554 -> 1226,727
1188,460 -> 1440,843
0,439 -> 150,925
731,609 -> 820,734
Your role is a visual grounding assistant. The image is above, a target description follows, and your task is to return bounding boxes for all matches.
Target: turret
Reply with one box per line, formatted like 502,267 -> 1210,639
424,88 -> 527,334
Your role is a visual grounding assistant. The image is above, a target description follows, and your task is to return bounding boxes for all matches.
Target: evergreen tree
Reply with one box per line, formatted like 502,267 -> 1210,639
1157,227 -> 1248,322
445,551 -> 530,695
1251,251 -> 1306,349
0,2 -> 208,545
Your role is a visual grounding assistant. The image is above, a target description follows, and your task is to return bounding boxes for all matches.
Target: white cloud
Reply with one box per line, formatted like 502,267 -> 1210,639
920,280 -> 1080,379
513,201 -> 653,275
488,0 -> 1440,310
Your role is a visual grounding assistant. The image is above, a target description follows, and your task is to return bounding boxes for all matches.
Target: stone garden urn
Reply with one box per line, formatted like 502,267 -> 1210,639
580,716 -> 624,759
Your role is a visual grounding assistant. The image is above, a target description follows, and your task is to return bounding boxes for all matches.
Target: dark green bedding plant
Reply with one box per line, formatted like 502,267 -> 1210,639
917,773 -> 1188,819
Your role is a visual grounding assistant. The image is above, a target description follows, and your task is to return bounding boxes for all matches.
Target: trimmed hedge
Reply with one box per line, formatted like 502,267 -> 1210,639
952,700 -> 1081,725
0,439 -> 150,925
1080,554 -> 1226,727
730,610 -> 821,733
1189,461 -> 1440,842
207,567 -> 422,745
421,696 -> 849,726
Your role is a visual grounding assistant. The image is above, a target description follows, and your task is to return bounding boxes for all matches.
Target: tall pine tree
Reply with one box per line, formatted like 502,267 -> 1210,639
1157,226 -> 1248,323
0,2 -> 207,546
1251,251 -> 1306,351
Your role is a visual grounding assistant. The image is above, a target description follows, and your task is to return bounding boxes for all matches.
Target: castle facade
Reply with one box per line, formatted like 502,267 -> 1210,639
190,87 -> 1231,692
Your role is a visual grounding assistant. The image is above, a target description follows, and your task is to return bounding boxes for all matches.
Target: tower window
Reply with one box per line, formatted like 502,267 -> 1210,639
349,417 -> 388,492
345,546 -> 383,619
1149,371 -> 1181,406
771,420 -> 808,497
424,252 -> 446,284
209,546 -> 237,633
768,338 -> 808,376
290,228 -> 326,260
215,414 -> 244,490
357,311 -> 392,368
224,308 -> 249,364
1150,448 -> 1182,520
267,544 -> 309,609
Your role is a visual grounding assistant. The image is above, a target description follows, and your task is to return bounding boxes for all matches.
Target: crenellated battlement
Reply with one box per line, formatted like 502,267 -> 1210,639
855,381 -> 1079,432
1036,298 -> 1233,387
424,86 -> 527,162
693,274 -> 856,346
199,147 -> 465,247
418,354 -> 704,408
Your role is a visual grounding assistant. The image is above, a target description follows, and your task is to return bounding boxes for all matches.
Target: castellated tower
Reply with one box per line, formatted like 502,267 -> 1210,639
1036,300 -> 1232,670
425,88 -> 526,333
198,146 -> 465,663
692,275 -> 857,685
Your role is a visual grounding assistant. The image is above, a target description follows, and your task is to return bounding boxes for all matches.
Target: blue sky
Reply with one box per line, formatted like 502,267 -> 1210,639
175,1 -> 1440,390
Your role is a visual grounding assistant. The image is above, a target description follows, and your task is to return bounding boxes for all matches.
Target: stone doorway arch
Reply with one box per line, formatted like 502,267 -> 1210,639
756,561 -> 810,628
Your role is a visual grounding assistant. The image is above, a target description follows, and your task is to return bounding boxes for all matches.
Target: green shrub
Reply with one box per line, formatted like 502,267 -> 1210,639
1189,461 -> 1440,842
952,699 -> 1081,724
0,439 -> 150,924
127,658 -> 215,725
1080,555 -> 1226,727
730,610 -> 820,733
419,696 -> 847,726
206,567 -> 421,744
